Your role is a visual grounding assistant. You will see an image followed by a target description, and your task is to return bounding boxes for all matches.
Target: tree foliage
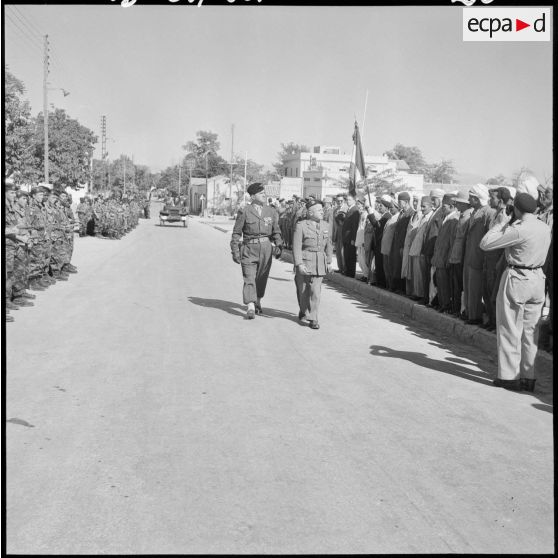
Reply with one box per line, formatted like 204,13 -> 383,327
182,130 -> 228,178
384,144 -> 427,174
425,159 -> 457,184
4,68 -> 35,183
273,142 -> 310,176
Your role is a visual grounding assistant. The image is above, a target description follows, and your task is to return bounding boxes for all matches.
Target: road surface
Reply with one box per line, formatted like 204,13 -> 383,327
5,207 -> 553,554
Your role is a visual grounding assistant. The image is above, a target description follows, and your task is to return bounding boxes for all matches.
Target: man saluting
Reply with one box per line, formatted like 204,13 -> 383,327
230,183 -> 283,319
292,198 -> 333,329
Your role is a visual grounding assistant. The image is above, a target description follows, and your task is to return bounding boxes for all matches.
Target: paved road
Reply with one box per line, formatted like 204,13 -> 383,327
5,208 -> 553,554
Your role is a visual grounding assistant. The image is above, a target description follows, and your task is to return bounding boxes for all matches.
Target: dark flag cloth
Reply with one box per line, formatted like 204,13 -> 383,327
350,121 -> 367,195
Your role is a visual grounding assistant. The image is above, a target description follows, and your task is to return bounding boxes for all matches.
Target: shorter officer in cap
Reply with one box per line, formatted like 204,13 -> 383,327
480,193 -> 551,391
230,182 -> 283,319
292,199 -> 333,329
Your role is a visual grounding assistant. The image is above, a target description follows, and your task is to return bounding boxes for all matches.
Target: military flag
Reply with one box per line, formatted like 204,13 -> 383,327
349,121 -> 367,194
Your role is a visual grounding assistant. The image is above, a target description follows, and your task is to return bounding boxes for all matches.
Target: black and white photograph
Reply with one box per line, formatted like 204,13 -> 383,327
3,1 -> 553,554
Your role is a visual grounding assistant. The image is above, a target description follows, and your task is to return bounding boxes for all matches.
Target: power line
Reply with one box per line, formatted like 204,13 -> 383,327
11,4 -> 45,36
5,10 -> 44,52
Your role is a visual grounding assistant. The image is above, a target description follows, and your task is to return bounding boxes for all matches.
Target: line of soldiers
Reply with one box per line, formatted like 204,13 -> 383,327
75,194 -> 144,239
5,183 -> 78,322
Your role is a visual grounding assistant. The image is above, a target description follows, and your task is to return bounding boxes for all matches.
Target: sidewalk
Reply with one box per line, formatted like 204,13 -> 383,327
200,219 -> 553,392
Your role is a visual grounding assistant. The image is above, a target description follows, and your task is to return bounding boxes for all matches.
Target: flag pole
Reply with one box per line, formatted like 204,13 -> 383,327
361,90 -> 372,206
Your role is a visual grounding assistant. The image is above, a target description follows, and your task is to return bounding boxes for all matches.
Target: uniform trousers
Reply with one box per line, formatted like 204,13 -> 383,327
5,243 -> 16,300
49,237 -> 65,273
240,241 -> 273,305
13,245 -> 29,297
464,265 -> 484,320
295,272 -> 323,321
496,268 -> 545,380
483,255 -> 500,327
435,267 -> 452,310
28,241 -> 46,280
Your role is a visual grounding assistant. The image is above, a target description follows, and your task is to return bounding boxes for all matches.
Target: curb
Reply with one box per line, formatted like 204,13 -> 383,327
279,249 -> 553,381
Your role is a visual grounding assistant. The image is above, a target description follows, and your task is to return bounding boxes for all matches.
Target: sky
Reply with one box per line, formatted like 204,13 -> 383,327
3,3 -> 553,182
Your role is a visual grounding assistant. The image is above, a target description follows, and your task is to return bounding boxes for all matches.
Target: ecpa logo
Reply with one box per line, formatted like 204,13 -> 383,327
463,8 -> 550,41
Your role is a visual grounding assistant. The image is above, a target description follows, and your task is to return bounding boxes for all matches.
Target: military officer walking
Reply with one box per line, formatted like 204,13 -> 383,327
230,183 -> 283,319
480,193 -> 551,392
292,199 -> 333,329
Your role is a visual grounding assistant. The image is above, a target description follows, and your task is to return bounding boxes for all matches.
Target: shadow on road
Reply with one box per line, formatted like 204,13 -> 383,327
324,281 -> 553,413
188,297 -> 299,323
369,345 -> 493,386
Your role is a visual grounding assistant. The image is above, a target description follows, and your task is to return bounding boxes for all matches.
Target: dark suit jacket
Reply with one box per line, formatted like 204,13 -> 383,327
341,205 -> 360,244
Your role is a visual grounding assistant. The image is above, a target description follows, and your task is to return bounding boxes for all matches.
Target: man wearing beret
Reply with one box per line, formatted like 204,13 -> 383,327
292,199 -> 333,329
27,185 -> 52,290
480,193 -> 551,391
230,182 -> 283,319
462,184 -> 496,324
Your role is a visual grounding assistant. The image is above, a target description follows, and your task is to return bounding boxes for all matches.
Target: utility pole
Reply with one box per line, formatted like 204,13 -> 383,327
178,159 -> 182,197
229,124 -> 234,215
123,156 -> 126,196
43,35 -> 50,184
100,115 -> 107,192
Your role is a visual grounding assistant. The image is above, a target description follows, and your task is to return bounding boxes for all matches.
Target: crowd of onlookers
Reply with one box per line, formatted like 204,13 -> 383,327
272,177 -> 553,352
5,182 -> 148,323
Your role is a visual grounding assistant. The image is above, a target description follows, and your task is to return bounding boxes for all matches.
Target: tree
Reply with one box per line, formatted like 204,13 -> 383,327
384,144 -> 427,174
4,68 -> 36,183
182,130 -> 228,178
31,108 -> 97,188
486,174 -> 509,186
273,142 -> 310,176
425,159 -> 457,184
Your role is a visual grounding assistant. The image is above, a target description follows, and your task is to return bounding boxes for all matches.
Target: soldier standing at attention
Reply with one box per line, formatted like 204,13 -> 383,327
292,199 -> 333,330
480,193 -> 551,392
230,182 -> 283,319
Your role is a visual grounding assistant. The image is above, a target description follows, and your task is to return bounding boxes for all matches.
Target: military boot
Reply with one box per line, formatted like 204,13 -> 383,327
6,300 -> 20,310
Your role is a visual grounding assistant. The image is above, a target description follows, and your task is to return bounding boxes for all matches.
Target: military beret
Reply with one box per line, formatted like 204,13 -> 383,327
247,182 -> 264,196
514,193 -> 537,214
306,198 -> 323,210
31,185 -> 49,195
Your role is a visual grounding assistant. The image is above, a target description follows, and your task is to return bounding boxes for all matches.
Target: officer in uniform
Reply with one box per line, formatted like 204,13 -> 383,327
230,182 -> 283,319
480,193 -> 551,391
292,199 -> 333,329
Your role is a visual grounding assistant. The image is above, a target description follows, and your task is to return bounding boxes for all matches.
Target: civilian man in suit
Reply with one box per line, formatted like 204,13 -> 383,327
341,192 -> 361,278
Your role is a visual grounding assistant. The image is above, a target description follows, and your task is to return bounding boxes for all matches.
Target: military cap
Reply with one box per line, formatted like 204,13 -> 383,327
514,193 -> 537,214
247,182 -> 264,196
306,198 -> 323,210
30,185 -> 49,195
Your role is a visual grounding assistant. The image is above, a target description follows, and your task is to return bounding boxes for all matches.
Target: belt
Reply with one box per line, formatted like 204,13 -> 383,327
243,237 -> 270,244
507,263 -> 542,270
303,248 -> 321,253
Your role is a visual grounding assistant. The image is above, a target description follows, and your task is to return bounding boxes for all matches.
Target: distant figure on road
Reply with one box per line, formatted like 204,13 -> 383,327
292,199 -> 333,330
230,182 -> 283,319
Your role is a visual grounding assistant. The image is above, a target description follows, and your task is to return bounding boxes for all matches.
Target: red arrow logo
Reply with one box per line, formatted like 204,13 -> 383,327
516,19 -> 530,31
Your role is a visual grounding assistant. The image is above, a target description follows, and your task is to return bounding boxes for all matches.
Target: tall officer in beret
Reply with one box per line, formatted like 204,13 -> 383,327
480,193 -> 551,392
292,199 -> 333,329
230,182 -> 283,319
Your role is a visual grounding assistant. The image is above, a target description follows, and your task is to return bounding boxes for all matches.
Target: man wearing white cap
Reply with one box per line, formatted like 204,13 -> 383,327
462,184 -> 496,325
